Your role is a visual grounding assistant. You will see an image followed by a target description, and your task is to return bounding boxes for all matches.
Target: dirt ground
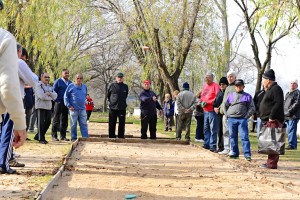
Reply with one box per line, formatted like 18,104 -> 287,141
1,123 -> 300,199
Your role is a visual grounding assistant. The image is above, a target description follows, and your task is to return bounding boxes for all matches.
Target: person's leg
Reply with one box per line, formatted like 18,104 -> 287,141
78,110 -> 89,138
228,118 -> 239,157
25,107 -> 33,131
117,110 -> 126,138
176,114 -> 184,140
37,109 -> 46,142
60,105 -> 69,139
141,113 -> 149,139
44,110 -> 52,139
209,112 -> 218,151
0,114 -> 15,173
175,114 -> 178,132
195,116 -> 201,140
28,107 -> 37,131
217,114 -> 224,151
238,118 -> 251,158
185,114 -> 192,141
256,117 -> 262,138
267,154 -> 280,169
203,112 -> 210,149
149,115 -> 157,139
164,115 -> 168,131
287,119 -> 298,149
69,110 -> 79,141
51,102 -> 61,139
222,115 -> 230,151
109,109 -> 117,138
86,110 -> 92,121
169,116 -> 174,131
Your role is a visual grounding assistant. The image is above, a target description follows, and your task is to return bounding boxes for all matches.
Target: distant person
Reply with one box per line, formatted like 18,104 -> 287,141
34,73 -> 57,144
173,90 -> 180,131
213,77 -> 228,151
85,94 -> 94,123
259,69 -> 284,169
200,72 -> 220,152
52,69 -> 72,141
0,21 -> 27,174
163,93 -> 175,131
176,82 -> 196,142
139,80 -> 163,139
224,79 -> 255,161
64,73 -> 89,141
194,91 -> 204,142
253,88 -> 265,137
107,72 -> 129,138
219,70 -> 237,155
284,79 -> 300,150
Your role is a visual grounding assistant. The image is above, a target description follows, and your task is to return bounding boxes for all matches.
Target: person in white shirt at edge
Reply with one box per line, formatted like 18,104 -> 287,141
0,0 -> 27,174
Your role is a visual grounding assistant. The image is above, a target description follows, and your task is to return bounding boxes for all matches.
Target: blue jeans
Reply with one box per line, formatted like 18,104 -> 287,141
203,111 -> 218,150
70,110 -> 89,140
0,113 -> 14,171
228,117 -> 251,158
287,119 -> 299,149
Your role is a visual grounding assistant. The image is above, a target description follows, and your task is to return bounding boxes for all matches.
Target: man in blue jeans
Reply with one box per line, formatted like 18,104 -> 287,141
64,73 -> 89,141
284,79 -> 300,150
224,79 -> 255,161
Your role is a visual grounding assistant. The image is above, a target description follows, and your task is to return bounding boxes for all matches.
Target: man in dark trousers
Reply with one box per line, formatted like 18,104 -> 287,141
259,69 -> 284,169
139,80 -> 163,139
51,69 -> 72,141
107,73 -> 129,138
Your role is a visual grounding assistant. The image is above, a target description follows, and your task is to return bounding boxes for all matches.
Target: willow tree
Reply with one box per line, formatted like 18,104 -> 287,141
0,0 -> 104,78
234,0 -> 298,92
99,0 -> 202,92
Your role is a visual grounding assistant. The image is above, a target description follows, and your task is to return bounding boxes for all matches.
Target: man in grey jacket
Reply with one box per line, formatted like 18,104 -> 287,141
176,82 -> 196,142
284,79 -> 300,150
34,73 -> 57,144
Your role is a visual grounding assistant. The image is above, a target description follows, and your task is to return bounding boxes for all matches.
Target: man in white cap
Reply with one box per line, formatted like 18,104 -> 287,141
284,79 -> 300,150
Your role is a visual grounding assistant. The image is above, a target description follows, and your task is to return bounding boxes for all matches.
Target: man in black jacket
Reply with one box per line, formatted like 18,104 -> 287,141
139,80 -> 163,139
259,69 -> 284,169
107,73 -> 129,138
284,79 -> 300,150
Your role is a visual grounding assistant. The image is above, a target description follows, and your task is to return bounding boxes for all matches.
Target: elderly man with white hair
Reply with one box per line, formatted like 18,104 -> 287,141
284,79 -> 300,150
219,70 -> 237,155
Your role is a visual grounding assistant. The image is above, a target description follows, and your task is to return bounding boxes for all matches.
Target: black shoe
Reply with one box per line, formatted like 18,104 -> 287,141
217,148 -> 224,152
26,138 -> 31,141
39,140 -> 48,144
202,145 -> 209,150
210,149 -> 218,153
0,167 -> 16,174
60,138 -> 70,141
164,129 -> 168,132
9,159 -> 25,167
286,146 -> 297,150
33,135 -> 39,141
52,137 -> 59,141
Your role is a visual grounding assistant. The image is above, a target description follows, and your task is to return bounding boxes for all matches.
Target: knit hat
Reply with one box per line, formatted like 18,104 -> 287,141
143,80 -> 151,85
227,70 -> 236,77
219,77 -> 228,85
291,79 -> 298,85
183,82 -> 189,89
262,69 -> 275,81
235,79 -> 244,86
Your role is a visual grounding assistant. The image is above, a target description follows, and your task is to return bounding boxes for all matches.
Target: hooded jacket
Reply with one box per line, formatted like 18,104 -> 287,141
284,89 -> 300,119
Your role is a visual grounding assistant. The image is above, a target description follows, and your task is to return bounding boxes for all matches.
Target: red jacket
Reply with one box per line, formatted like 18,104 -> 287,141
85,97 -> 94,111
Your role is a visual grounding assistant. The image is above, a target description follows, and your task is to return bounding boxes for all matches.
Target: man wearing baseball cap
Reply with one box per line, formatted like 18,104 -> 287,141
284,79 -> 300,150
107,72 -> 129,138
139,80 -> 163,139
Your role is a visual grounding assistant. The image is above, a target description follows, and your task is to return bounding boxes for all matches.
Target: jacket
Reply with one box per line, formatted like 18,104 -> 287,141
224,91 -> 255,119
139,89 -> 162,116
85,97 -> 94,111
220,83 -> 236,115
108,82 -> 129,110
64,83 -> 88,110
177,90 -> 197,115
163,99 -> 174,117
253,89 -> 265,117
284,89 -> 300,119
213,89 -> 225,109
259,82 -> 284,123
200,82 -> 220,112
53,78 -> 72,103
0,28 -> 25,130
35,81 -> 57,110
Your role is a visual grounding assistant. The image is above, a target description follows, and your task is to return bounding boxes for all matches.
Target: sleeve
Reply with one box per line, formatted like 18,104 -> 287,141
270,87 -> 284,120
64,85 -> 72,108
245,98 -> 256,119
288,90 -> 300,114
207,84 -> 220,105
35,83 -> 52,101
220,88 -> 230,115
49,86 -> 57,100
107,84 -> 112,102
139,91 -> 152,102
156,101 -> 163,110
188,95 -> 197,111
18,59 -> 38,87
0,32 -> 25,130
53,80 -> 59,93
176,94 -> 185,112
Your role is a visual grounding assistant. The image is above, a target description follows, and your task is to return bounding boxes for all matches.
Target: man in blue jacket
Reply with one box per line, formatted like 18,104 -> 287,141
51,69 -> 72,141
107,73 -> 129,138
64,73 -> 88,141
139,80 -> 163,139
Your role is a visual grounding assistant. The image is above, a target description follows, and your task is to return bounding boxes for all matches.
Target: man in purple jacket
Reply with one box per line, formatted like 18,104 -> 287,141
139,80 -> 163,139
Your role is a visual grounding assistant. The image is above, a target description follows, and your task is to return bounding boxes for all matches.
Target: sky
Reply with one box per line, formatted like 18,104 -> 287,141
227,1 -> 300,95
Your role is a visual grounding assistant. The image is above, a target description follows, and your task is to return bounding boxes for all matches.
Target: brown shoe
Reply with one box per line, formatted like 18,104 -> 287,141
9,159 -> 25,167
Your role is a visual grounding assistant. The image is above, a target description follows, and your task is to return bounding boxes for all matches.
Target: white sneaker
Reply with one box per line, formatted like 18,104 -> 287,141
195,139 -> 204,143
218,149 -> 229,155
87,120 -> 89,123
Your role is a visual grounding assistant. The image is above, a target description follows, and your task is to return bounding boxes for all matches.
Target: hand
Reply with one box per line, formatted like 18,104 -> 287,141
46,91 -> 51,96
13,130 -> 27,148
152,96 -> 157,101
201,102 -> 207,108
69,106 -> 75,110
185,108 -> 191,113
214,108 -> 219,114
